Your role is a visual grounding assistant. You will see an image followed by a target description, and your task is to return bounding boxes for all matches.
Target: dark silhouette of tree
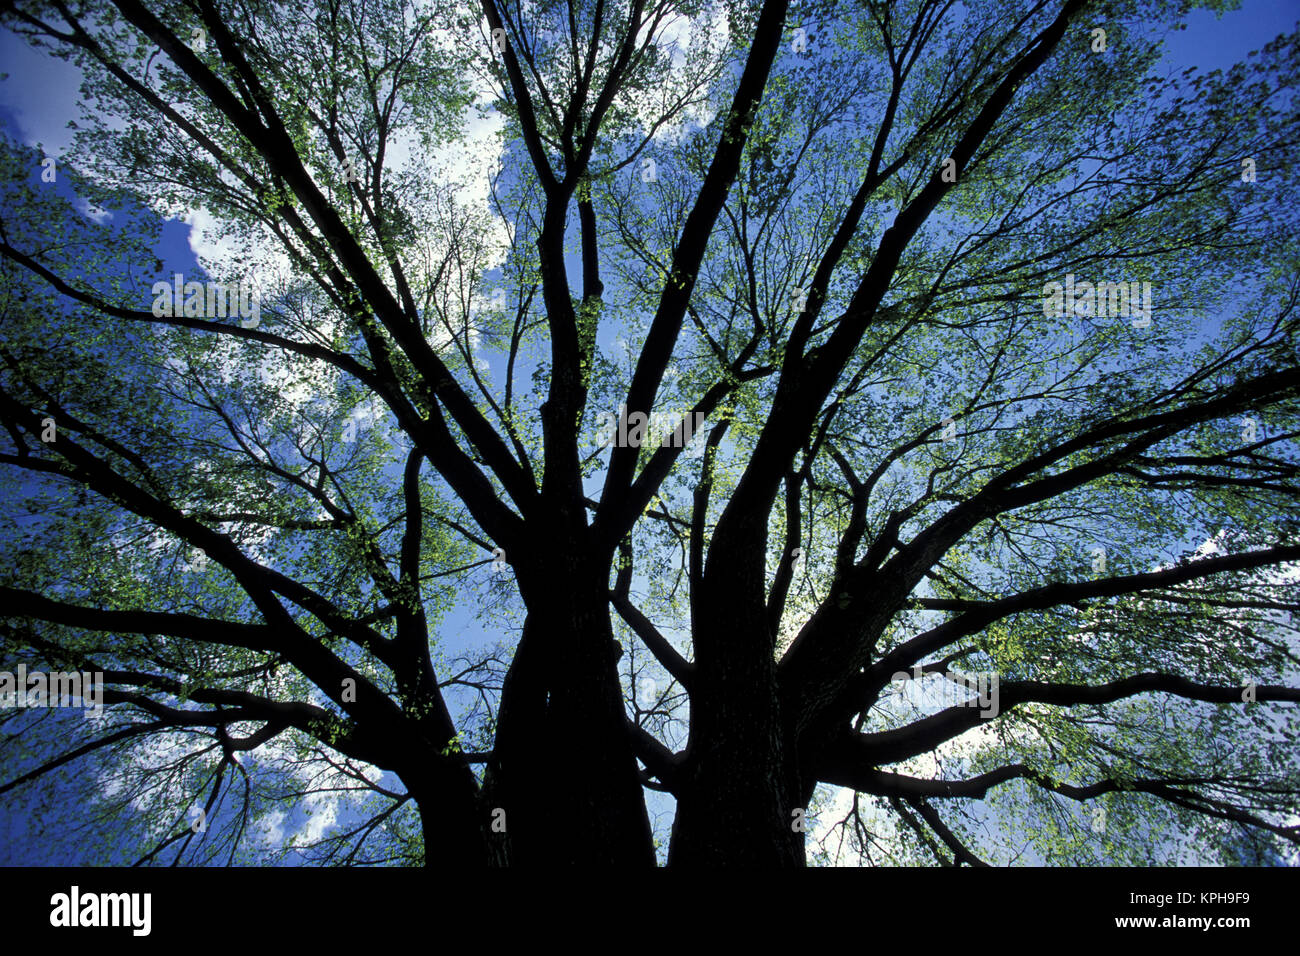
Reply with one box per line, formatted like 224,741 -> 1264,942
1,0 -> 1297,867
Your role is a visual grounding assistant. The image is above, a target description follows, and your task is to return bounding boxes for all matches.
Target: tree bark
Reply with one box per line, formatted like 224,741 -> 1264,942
484,533 -> 656,866
411,769 -> 494,869
667,506 -> 805,867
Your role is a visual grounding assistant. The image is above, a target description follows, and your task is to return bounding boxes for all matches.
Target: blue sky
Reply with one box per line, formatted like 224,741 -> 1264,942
1,0 -> 1297,865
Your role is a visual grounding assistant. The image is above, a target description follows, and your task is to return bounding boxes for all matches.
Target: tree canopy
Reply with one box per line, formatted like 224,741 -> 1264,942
1,0 -> 1298,867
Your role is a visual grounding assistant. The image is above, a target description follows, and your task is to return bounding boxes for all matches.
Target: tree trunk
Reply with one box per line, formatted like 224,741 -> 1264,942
666,670 -> 806,865
408,760 -> 494,868
484,540 -> 656,866
667,505 -> 806,867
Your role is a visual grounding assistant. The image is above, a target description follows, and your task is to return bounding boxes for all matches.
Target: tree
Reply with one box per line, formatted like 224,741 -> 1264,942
1,0 -> 1297,868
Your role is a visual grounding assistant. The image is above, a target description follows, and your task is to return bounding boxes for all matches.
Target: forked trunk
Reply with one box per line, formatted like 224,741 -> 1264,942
483,548 -> 656,866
